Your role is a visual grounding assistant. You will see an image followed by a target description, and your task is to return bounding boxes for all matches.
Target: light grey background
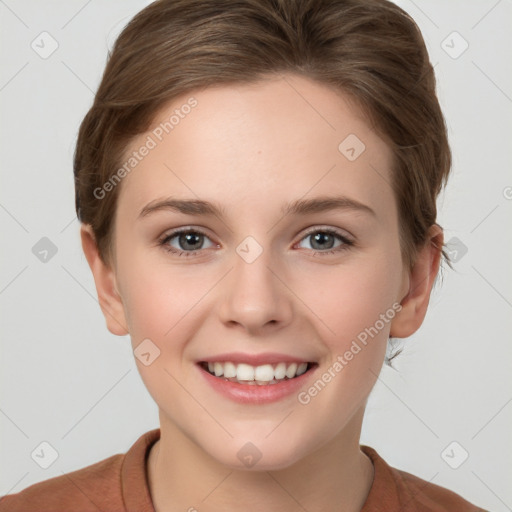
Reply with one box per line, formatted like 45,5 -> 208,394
1,0 -> 511,510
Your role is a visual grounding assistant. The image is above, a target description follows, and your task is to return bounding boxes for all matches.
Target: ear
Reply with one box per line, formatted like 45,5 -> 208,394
80,224 -> 129,336
390,224 -> 443,338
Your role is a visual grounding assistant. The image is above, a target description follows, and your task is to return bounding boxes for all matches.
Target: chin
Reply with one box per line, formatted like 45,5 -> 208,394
203,434 -> 311,472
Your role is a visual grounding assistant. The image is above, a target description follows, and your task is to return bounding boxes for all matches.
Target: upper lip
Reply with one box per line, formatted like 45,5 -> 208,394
197,352 -> 315,366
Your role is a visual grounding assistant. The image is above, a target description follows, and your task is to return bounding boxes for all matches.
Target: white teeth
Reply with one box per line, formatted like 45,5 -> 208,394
285,363 -> 298,379
236,363 -> 255,381
223,362 -> 237,378
203,361 -> 311,383
254,364 -> 274,381
274,362 -> 287,380
214,362 -> 224,377
296,362 -> 308,376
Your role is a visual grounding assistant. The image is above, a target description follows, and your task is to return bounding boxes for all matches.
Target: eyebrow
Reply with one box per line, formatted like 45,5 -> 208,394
138,195 -> 376,220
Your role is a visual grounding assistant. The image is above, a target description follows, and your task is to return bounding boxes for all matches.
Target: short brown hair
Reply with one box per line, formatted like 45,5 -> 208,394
74,0 -> 451,269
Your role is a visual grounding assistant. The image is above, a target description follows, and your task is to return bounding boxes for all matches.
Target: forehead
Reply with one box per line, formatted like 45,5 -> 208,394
116,74 -> 395,222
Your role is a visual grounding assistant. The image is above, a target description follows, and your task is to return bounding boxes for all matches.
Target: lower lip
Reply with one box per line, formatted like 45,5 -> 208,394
197,363 -> 317,404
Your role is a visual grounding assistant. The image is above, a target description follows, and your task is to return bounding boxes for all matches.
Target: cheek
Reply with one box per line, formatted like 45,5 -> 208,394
118,250 -> 211,342
295,254 -> 402,345
292,262 -> 399,439
116,257 -> 208,405
291,251 -> 402,404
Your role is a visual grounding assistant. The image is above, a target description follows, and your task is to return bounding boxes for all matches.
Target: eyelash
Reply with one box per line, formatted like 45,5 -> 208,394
158,227 -> 354,258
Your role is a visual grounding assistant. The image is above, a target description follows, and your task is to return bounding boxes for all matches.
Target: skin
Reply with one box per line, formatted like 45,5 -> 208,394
81,73 -> 442,512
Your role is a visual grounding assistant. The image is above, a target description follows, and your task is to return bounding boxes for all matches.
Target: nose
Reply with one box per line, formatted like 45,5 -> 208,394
217,244 -> 293,336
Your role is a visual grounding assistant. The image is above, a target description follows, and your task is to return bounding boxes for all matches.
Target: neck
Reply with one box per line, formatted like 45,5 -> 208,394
147,407 -> 374,512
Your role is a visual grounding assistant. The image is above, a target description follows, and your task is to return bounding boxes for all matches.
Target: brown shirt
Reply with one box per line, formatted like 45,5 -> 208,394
0,429 -> 487,511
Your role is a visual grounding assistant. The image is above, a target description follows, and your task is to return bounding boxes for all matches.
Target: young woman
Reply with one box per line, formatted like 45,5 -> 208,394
0,0 -> 488,510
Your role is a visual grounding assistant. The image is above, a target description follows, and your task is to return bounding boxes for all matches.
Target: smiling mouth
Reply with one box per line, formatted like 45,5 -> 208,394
199,361 -> 317,385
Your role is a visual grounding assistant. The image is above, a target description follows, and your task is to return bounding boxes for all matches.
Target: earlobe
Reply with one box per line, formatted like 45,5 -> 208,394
80,224 -> 129,336
390,225 -> 444,338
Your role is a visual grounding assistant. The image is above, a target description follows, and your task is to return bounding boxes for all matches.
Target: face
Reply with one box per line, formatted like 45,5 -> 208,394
104,74 -> 410,469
